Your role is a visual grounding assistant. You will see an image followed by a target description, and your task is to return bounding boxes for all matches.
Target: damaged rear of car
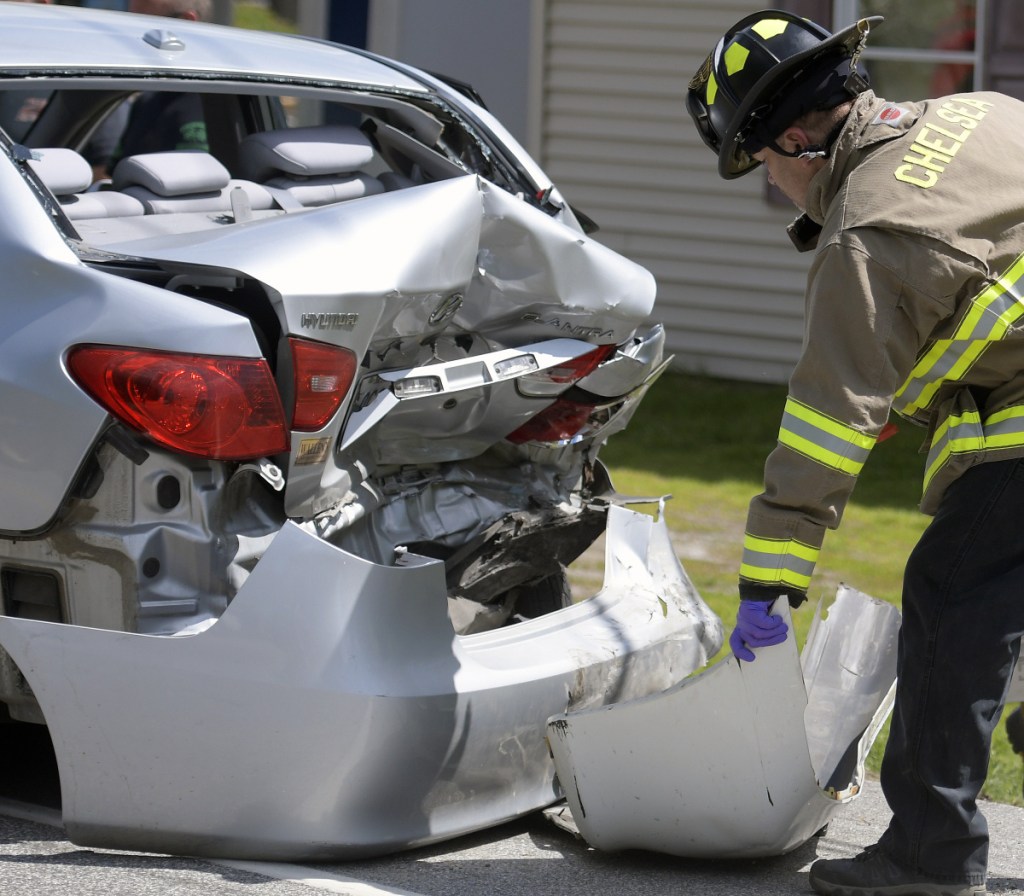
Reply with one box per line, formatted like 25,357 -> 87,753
0,4 -> 721,858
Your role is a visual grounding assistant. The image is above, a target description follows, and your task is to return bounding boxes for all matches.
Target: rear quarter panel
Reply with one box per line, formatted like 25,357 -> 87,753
0,153 -> 263,533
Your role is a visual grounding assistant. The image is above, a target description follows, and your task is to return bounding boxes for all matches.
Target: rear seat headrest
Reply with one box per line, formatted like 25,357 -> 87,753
238,125 -> 376,181
28,148 -> 92,196
112,151 -> 231,196
28,147 -> 146,219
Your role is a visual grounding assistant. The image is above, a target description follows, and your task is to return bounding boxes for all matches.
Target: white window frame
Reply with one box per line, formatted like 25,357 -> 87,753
833,0 -> 988,89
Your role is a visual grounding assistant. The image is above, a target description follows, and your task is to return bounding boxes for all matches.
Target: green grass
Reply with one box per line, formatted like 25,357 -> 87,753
595,371 -> 1023,806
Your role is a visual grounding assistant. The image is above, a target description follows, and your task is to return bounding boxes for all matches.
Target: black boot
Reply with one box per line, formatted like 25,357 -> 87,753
809,845 -> 986,896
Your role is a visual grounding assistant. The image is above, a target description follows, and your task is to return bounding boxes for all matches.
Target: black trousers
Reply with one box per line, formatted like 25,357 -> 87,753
879,456 -> 1024,885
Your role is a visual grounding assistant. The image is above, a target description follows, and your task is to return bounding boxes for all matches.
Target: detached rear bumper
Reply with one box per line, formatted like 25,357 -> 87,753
546,585 -> 900,858
0,505 -> 720,860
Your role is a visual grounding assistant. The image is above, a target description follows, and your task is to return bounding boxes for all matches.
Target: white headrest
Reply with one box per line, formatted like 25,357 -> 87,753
238,126 -> 376,180
28,148 -> 92,196
263,172 -> 385,207
112,151 -> 231,196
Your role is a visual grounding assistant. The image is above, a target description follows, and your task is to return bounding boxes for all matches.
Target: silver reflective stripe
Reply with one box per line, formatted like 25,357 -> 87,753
740,533 -> 818,590
923,404 -> 1024,498
779,398 -> 874,476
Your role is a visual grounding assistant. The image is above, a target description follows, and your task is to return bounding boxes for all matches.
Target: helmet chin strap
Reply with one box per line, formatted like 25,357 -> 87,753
797,146 -> 829,160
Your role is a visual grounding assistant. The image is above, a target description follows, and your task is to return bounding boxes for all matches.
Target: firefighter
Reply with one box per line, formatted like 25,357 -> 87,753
687,10 -> 1024,896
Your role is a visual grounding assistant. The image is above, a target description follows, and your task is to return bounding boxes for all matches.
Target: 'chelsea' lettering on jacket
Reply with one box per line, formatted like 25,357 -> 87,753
894,97 -> 993,188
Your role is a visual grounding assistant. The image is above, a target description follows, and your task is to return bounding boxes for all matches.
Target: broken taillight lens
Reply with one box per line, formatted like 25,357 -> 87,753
516,343 -> 616,397
505,397 -> 599,445
289,338 -> 357,431
67,344 -> 289,460
507,343 -> 618,445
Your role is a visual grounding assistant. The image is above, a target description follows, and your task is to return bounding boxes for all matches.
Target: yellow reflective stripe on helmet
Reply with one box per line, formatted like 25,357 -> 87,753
740,534 -> 818,590
922,403 -> 1024,495
751,18 -> 789,40
895,253 -> 1024,416
778,397 -> 876,476
707,71 -> 718,105
724,43 -> 750,76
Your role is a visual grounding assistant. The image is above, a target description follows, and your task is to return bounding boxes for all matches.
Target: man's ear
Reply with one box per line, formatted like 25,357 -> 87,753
778,126 -> 811,155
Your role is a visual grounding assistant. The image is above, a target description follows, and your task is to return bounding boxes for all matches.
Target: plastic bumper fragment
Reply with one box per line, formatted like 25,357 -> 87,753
546,585 -> 899,858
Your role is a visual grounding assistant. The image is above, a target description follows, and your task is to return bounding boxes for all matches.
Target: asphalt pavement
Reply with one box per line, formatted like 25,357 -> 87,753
2,781 -> 1023,896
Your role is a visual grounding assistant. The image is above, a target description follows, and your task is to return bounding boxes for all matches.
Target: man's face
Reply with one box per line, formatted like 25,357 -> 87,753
754,148 -> 811,210
752,126 -> 826,212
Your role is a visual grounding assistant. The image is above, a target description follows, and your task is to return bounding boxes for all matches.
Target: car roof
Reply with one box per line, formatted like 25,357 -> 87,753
0,4 -> 430,93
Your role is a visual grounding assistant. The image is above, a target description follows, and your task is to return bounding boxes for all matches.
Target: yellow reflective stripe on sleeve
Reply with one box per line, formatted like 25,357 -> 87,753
778,397 -> 876,476
740,534 -> 818,590
707,72 -> 718,105
896,252 -> 1024,416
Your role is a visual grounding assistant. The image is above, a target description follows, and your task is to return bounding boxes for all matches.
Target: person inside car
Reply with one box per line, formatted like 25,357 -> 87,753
90,0 -> 213,180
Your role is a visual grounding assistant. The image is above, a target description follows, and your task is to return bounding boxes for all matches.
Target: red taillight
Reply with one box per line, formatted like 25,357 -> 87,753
549,343 -> 616,380
506,397 -> 598,445
67,345 -> 288,460
517,343 -> 616,397
508,343 -> 617,444
289,338 -> 357,431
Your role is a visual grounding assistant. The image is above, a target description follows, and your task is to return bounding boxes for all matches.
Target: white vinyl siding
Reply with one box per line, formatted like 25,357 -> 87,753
535,0 -> 815,383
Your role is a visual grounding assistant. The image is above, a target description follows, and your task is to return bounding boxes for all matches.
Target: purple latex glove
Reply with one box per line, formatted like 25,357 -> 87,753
729,599 -> 788,662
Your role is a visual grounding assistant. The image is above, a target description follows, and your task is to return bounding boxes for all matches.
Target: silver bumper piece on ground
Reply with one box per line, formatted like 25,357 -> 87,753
546,584 -> 900,857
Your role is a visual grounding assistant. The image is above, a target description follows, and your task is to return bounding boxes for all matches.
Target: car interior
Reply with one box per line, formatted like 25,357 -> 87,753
2,84 -> 521,247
